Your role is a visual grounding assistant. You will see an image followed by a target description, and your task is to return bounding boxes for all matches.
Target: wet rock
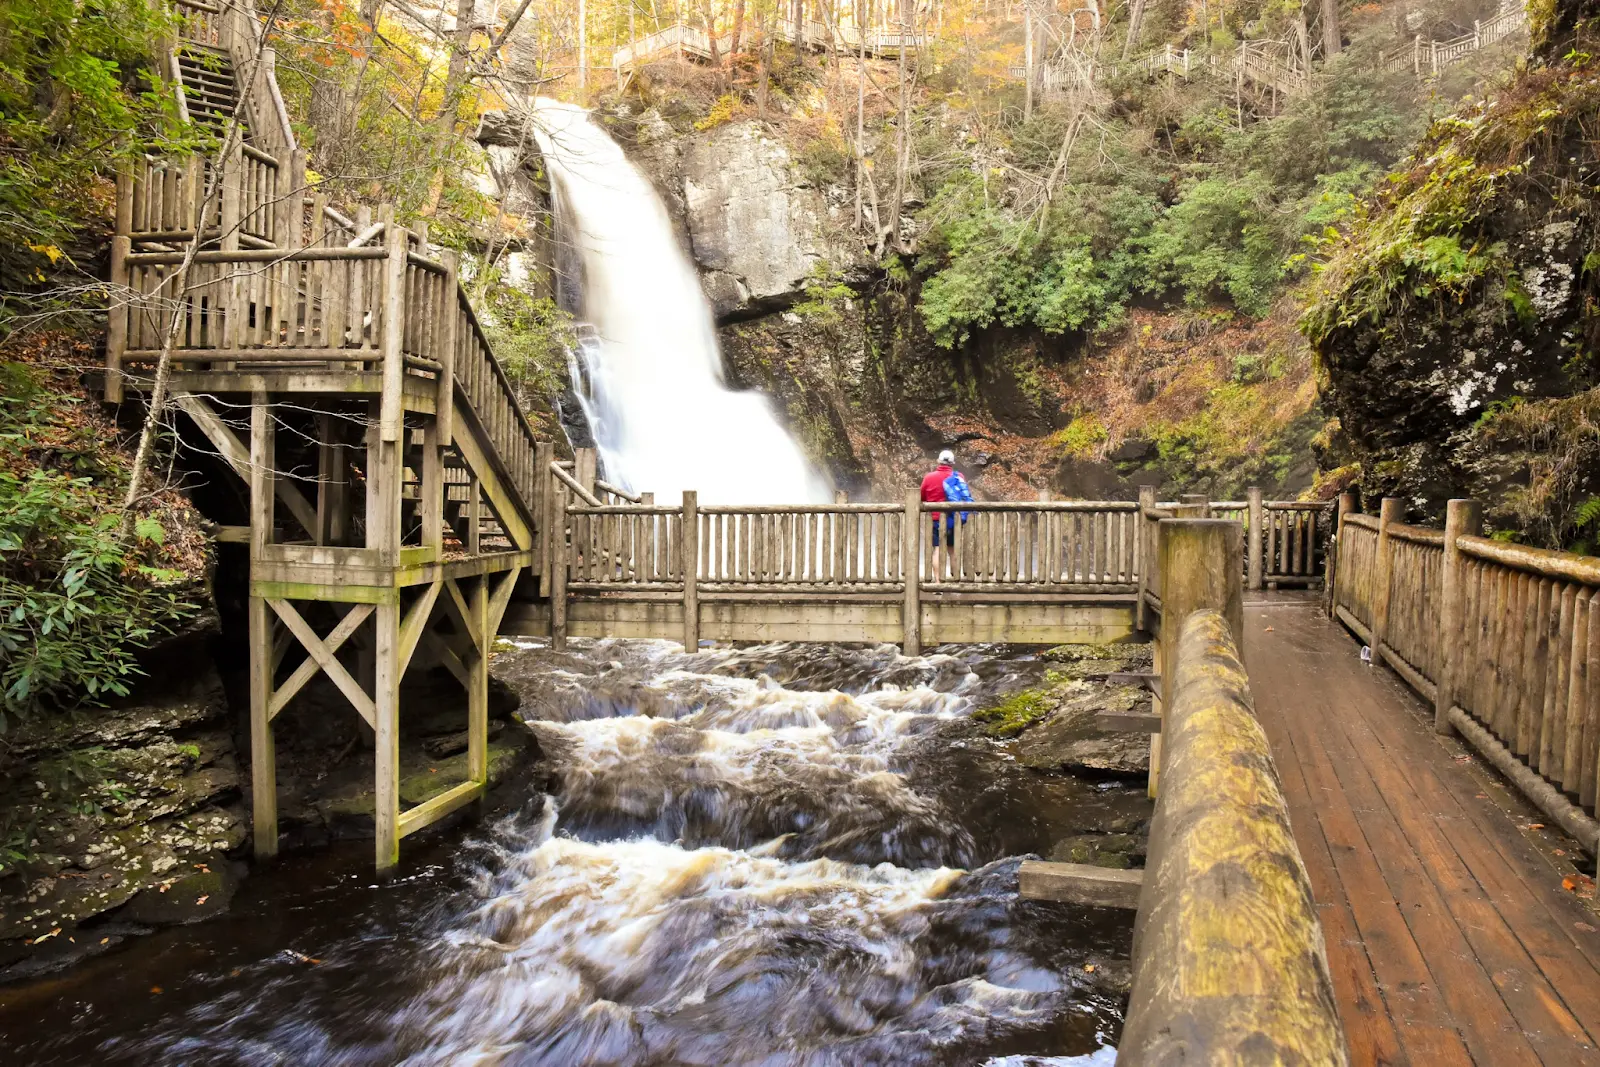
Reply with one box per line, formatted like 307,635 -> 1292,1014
1047,833 -> 1145,870
1082,956 -> 1134,996
120,863 -> 240,925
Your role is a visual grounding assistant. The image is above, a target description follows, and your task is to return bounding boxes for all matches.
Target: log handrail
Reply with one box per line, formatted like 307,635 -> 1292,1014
1123,608 -> 1346,1061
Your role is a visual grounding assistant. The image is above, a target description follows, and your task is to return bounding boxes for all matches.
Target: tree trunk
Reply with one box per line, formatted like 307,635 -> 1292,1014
1023,1 -> 1034,119
578,0 -> 589,87
887,0 -> 911,252
731,0 -> 745,55
1122,0 -> 1144,58
1320,0 -> 1341,55
758,3 -> 773,115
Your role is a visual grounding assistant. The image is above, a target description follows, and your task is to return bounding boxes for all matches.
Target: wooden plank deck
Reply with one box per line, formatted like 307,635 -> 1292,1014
1245,598 -> 1600,1065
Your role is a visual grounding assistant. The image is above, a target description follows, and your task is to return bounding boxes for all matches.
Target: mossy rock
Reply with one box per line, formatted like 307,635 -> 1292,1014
970,686 -> 1059,738
1047,833 -> 1145,870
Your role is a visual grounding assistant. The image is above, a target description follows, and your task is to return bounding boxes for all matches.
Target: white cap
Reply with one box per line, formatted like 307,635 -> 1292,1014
937,449 -> 955,466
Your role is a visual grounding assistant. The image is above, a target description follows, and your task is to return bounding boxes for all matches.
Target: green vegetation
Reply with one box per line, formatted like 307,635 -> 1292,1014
913,20 -> 1443,350
0,356 -> 200,728
971,685 -> 1055,738
0,0 -> 186,329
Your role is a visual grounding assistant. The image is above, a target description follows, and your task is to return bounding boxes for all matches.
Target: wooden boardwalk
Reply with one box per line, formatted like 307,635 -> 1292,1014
1247,598 -> 1600,1065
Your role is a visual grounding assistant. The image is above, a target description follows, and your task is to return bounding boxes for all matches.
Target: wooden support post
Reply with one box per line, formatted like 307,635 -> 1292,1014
248,397 -> 276,859
373,596 -> 401,872
682,490 -> 700,651
551,485 -> 569,650
106,235 -> 131,404
1327,491 -> 1355,616
438,250 -> 459,447
574,447 -> 598,499
902,489 -> 922,656
378,221 -> 406,442
466,474 -> 481,556
420,423 -> 443,555
1157,518 -> 1244,714
534,440 -> 555,583
1246,486 -> 1264,591
1180,493 -> 1210,518
1371,497 -> 1402,659
1137,484 -> 1156,632
835,488 -> 849,504
468,577 -> 489,786
1435,498 -> 1483,735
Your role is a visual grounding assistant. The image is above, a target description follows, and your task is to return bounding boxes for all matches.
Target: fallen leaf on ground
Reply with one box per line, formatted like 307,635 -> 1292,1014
1476,793 -> 1488,799
1529,823 -> 1546,830
1083,964 -> 1096,973
1263,626 -> 1274,632
100,938 -> 109,945
195,895 -> 209,905
150,986 -> 162,994
1577,922 -> 1596,933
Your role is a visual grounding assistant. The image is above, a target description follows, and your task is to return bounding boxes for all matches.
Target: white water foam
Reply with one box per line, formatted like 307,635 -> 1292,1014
529,99 -> 832,505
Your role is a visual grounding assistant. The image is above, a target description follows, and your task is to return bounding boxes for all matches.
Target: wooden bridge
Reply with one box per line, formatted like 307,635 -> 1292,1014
103,2 -> 1600,1061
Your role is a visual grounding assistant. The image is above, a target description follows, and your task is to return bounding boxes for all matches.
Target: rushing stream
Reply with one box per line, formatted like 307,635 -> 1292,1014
1,640 -> 1139,1065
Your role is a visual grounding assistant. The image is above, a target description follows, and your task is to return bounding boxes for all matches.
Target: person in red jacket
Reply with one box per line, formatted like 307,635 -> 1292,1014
920,449 -> 970,578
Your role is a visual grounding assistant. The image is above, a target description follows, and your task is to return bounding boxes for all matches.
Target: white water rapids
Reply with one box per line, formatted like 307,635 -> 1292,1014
530,99 -> 832,505
80,641 -> 1133,1066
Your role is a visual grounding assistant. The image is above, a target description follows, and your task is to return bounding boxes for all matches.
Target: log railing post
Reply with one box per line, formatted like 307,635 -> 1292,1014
378,221 -> 407,441
1371,497 -> 1402,659
106,234 -> 131,404
575,446 -> 598,499
1435,498 -> 1483,735
1247,486 -> 1264,591
682,490 -> 700,651
1137,484 -> 1156,632
903,489 -> 922,656
1327,491 -> 1355,617
1157,518 -> 1244,714
437,250 -> 459,447
550,484 -> 569,650
534,441 -> 555,584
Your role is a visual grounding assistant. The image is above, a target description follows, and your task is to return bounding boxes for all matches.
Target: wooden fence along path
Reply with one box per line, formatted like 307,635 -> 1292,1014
1331,496 -> 1600,852
1030,1 -> 1527,101
524,475 -> 1331,653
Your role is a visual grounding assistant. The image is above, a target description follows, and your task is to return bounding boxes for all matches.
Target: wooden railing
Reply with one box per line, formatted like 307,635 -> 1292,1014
1123,608 -> 1346,1061
1330,496 -> 1600,851
1381,5 -> 1528,76
612,23 -> 713,68
923,501 -> 1139,590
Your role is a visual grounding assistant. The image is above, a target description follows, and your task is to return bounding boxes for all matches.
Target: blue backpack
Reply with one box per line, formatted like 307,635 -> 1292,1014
942,471 -> 972,523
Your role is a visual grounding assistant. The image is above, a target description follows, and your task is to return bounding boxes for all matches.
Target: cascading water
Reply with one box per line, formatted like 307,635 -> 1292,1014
531,99 -> 831,504
4,641 -> 1140,1065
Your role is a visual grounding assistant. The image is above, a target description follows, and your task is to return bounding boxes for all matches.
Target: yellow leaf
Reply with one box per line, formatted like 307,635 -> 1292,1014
27,243 -> 63,264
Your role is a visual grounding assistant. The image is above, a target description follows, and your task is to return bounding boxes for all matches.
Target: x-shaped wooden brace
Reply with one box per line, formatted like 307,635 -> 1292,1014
424,569 -> 522,687
265,584 -> 444,727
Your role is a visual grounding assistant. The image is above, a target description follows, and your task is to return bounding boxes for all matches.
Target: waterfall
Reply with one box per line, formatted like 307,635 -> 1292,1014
530,99 -> 831,505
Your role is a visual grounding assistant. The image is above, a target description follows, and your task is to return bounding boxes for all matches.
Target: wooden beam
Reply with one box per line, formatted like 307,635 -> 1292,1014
248,594 -> 276,860
374,597 -> 401,870
902,489 -> 922,656
1019,860 -> 1144,909
176,392 -> 319,536
1097,710 -> 1163,732
397,779 -> 484,839
441,577 -> 481,648
422,629 -> 473,688
267,602 -> 375,719
266,597 -> 378,727
485,565 -> 522,637
378,221 -> 406,442
682,491 -> 699,651
397,581 -> 442,678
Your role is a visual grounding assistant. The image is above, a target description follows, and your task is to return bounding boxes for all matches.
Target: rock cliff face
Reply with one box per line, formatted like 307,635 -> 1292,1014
628,113 -> 855,319
1306,0 -> 1600,543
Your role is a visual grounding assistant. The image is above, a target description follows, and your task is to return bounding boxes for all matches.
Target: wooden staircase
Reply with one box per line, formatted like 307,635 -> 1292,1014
108,0 -> 555,871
